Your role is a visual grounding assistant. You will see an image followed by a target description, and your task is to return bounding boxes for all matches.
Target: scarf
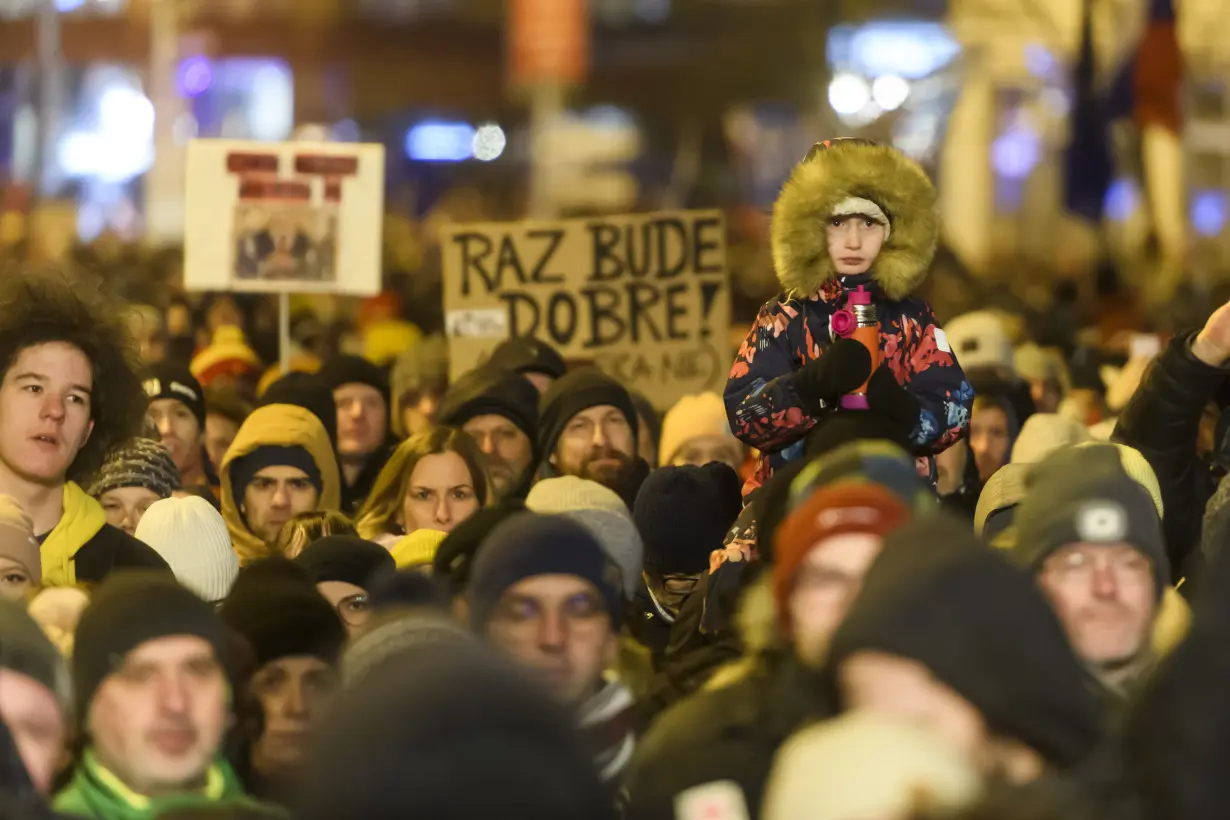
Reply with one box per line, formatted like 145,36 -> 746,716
41,482 -> 106,587
578,676 -> 636,783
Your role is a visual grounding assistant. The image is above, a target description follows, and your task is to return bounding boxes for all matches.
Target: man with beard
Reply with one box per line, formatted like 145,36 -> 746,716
536,369 -> 642,500
438,366 -> 538,501
1010,444 -> 1167,718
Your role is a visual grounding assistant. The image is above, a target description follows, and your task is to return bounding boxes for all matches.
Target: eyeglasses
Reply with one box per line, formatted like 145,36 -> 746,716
335,593 -> 373,627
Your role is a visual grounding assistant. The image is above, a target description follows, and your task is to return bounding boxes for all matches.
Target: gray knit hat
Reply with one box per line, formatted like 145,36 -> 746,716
87,437 -> 181,500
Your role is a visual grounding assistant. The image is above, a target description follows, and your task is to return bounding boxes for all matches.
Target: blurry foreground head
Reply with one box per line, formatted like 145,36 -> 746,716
0,598 -> 70,794
826,514 -> 1100,782
0,495 -> 39,599
762,711 -> 980,820
294,647 -> 613,820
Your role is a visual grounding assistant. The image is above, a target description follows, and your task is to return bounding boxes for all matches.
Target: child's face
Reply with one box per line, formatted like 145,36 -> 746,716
827,216 -> 886,275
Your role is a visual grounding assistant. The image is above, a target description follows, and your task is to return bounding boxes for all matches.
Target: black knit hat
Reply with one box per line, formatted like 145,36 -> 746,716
316,355 -> 391,409
826,513 -> 1101,769
1014,445 -> 1169,595
468,513 -> 624,631
87,436 -> 182,500
219,558 -> 346,669
73,571 -> 229,723
438,365 -> 539,442
431,500 -> 527,594
633,463 -> 742,575
294,647 -> 613,820
294,535 -> 395,589
487,337 -> 567,379
260,372 -> 338,449
229,445 -> 323,505
144,362 -> 207,429
537,368 -> 638,468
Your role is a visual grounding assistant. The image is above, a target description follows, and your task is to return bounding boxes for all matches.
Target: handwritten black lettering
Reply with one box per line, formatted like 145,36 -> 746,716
496,236 -> 528,288
588,223 -> 624,281
527,229 -> 566,284
664,283 -> 689,340
626,282 -> 663,343
498,291 -> 540,337
693,216 -> 724,274
580,285 -> 626,348
546,292 -> 578,346
454,232 -> 496,296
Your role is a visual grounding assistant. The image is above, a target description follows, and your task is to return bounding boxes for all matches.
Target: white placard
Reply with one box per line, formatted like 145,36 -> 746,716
183,139 -> 385,295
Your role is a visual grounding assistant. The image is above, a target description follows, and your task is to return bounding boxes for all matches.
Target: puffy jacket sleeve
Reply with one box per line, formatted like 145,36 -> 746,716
886,301 -> 973,454
724,299 -> 818,453
1113,334 -> 1228,574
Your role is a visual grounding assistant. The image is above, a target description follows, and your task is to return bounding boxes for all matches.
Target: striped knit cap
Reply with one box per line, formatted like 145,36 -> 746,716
87,437 -> 182,500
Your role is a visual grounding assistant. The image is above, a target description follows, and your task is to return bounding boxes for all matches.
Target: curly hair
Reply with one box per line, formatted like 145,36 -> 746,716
0,269 -> 146,484
274,509 -> 357,558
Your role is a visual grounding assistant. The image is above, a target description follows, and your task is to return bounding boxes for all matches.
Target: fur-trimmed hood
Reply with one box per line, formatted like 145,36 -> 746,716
772,140 -> 938,301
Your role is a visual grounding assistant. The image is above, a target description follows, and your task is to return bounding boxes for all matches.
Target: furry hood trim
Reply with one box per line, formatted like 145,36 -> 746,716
772,140 -> 938,301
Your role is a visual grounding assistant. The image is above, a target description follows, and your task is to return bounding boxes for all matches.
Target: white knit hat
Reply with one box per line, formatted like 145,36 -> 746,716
944,310 -> 1014,372
1010,413 -> 1093,465
658,392 -> 738,466
525,477 -> 628,515
762,710 -> 980,820
134,497 -> 240,603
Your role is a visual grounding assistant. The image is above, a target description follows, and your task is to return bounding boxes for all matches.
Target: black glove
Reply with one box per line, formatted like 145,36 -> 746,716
865,365 -> 921,436
793,339 -> 873,409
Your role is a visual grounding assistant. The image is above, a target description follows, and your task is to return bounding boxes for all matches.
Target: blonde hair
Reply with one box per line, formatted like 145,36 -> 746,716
355,427 -> 490,540
275,510 -> 357,558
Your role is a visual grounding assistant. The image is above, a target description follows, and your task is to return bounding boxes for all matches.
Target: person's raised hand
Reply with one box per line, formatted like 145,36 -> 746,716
1193,300 -> 1230,366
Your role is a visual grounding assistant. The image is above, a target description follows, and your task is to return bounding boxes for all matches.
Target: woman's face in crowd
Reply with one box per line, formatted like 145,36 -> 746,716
148,399 -> 202,478
969,406 -> 1010,483
400,452 -> 479,534
249,656 -> 337,776
670,435 -> 744,473
99,486 -> 162,536
0,668 -> 66,794
826,216 -> 886,275
316,580 -> 373,637
1038,543 -> 1157,667
0,557 -> 33,602
789,533 -> 885,667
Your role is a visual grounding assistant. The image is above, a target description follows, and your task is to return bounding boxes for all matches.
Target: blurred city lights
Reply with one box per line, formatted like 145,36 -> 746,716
405,121 -> 476,162
828,73 -> 870,116
1103,178 -> 1138,223
1192,190 -> 1227,237
59,81 -> 154,182
55,0 -> 86,10
871,75 -> 910,111
829,22 -> 960,80
472,124 -> 506,161
1023,43 -> 1058,80
177,57 -> 213,98
990,125 -> 1040,179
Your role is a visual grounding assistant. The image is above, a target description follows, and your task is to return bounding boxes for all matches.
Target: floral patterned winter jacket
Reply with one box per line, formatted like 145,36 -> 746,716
725,276 -> 973,494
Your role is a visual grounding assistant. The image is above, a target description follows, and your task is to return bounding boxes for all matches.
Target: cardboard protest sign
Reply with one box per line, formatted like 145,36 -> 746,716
183,139 -> 384,295
442,210 -> 729,408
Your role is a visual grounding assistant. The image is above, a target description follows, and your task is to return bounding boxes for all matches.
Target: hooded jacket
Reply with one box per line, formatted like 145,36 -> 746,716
220,404 -> 341,565
725,141 -> 971,493
40,483 -> 168,586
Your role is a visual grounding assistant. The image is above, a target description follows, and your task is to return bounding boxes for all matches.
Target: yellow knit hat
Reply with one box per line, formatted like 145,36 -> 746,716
390,529 -> 449,570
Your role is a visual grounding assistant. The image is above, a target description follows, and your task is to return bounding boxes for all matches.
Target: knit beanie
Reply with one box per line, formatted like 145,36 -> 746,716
219,559 -> 346,669
973,462 -> 1029,541
1014,445 -> 1169,595
259,372 -> 339,449
229,445 -> 323,503
827,513 -> 1101,769
773,483 -> 910,631
432,502 -> 526,594
762,712 -> 980,820
1010,413 -> 1092,465
944,310 -> 1014,371
487,336 -> 567,379
87,437 -> 182,500
134,496 -> 240,603
526,476 -> 628,516
341,611 -> 473,689
74,571 -> 230,722
0,495 -> 40,587
658,392 -> 738,465
468,513 -> 624,632
143,362 -> 207,429
438,365 -> 540,442
555,508 -> 643,600
295,535 -> 394,589
1079,441 -> 1163,517
633,463 -> 742,576
537,369 -> 638,467
316,355 -> 391,409
390,336 -> 450,439
368,570 -> 453,614
390,529 -> 449,570
295,646 -> 613,820
0,598 -> 70,718
190,325 -> 263,387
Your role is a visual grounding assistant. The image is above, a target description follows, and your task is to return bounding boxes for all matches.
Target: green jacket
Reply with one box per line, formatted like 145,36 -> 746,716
54,751 -> 284,820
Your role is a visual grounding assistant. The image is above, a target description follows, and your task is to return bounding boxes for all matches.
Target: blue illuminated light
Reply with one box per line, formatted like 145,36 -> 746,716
405,121 -> 475,162
177,57 -> 213,98
991,126 -> 1039,179
1103,178 -> 1138,223
1192,189 -> 1227,237
55,0 -> 86,11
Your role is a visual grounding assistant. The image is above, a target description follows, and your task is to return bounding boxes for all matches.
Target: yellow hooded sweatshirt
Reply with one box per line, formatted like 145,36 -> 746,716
220,404 -> 340,565
41,482 -> 107,587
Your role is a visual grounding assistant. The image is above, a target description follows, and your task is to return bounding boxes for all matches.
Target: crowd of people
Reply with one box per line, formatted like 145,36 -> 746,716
0,138 -> 1226,820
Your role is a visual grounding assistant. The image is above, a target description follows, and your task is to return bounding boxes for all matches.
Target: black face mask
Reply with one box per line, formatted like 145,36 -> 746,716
643,572 -> 701,624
